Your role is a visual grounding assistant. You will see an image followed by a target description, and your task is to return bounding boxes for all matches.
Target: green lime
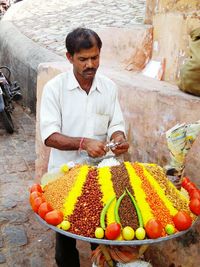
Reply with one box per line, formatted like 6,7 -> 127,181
122,226 -> 135,240
60,164 -> 69,173
60,220 -> 71,231
95,227 -> 104,239
135,227 -> 146,240
165,224 -> 175,235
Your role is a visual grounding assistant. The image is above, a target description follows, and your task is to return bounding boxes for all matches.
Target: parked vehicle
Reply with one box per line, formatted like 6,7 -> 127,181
0,66 -> 22,133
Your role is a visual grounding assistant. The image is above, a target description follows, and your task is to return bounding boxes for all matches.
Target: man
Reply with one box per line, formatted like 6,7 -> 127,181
40,27 -> 129,267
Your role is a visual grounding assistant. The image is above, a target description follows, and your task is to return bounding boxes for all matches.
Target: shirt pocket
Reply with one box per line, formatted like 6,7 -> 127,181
94,114 -> 109,136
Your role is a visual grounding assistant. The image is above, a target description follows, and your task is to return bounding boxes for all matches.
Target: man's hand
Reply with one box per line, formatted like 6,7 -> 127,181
45,133 -> 107,158
110,131 -> 129,156
83,138 -> 107,158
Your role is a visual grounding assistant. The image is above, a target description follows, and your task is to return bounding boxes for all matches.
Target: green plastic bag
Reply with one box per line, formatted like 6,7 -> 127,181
179,27 -> 200,96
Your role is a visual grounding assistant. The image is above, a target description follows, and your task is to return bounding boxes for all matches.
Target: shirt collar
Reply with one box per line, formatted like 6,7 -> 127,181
67,68 -> 102,94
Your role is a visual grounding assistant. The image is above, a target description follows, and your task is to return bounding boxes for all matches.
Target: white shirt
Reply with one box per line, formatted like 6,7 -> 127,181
40,69 -> 125,171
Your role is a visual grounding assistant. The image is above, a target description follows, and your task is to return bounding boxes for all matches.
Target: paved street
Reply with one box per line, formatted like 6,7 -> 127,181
0,104 -> 92,266
0,104 -> 56,266
0,0 -> 146,266
7,0 -> 145,58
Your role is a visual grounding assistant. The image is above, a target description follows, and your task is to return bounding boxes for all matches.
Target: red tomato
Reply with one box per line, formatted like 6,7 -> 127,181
145,219 -> 163,239
32,197 -> 45,213
38,202 -> 53,219
189,198 -> 200,215
105,222 -> 121,240
173,211 -> 192,231
30,184 -> 43,193
181,177 -> 190,188
45,210 -> 64,226
29,191 -> 42,206
189,189 -> 200,200
185,182 -> 196,193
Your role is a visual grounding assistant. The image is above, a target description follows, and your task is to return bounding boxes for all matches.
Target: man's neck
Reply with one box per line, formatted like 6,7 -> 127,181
81,80 -> 93,94
75,73 -> 94,94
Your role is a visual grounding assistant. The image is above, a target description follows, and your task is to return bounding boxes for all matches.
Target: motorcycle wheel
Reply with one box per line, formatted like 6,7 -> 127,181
0,109 -> 14,134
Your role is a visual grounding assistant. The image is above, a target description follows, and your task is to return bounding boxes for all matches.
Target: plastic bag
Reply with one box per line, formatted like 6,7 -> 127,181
166,120 -> 200,171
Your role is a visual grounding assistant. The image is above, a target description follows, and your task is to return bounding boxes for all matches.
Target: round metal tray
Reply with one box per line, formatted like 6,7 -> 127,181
35,214 -> 197,246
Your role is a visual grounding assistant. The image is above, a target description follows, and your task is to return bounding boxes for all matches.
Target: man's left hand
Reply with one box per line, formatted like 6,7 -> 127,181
110,132 -> 129,156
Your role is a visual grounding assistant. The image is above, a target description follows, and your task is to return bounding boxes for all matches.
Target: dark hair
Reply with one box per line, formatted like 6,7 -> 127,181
65,28 -> 102,56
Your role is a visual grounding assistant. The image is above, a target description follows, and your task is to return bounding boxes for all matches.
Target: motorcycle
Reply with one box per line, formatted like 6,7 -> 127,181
0,66 -> 22,133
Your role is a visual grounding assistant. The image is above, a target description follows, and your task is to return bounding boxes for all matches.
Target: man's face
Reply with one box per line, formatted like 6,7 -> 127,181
67,45 -> 100,81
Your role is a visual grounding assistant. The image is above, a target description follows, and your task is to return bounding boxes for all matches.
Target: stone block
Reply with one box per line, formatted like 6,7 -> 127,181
145,0 -> 200,24
96,26 -> 153,71
144,0 -> 157,24
157,0 -> 200,13
145,0 -> 200,83
152,12 -> 200,83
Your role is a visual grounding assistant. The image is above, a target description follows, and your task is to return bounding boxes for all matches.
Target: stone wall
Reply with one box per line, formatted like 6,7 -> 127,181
98,26 -> 153,72
145,0 -> 200,83
0,21 -> 152,113
0,21 -> 65,113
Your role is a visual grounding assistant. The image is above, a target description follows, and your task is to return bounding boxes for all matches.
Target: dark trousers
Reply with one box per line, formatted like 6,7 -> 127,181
55,232 -> 98,267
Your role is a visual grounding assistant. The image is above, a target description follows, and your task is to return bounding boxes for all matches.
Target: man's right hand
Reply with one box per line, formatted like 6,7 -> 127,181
82,138 -> 107,158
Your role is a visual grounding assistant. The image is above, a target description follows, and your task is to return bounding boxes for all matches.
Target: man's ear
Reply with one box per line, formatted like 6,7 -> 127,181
66,52 -> 73,63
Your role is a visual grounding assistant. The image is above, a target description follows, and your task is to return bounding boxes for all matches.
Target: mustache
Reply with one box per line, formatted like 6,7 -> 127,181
83,68 -> 96,73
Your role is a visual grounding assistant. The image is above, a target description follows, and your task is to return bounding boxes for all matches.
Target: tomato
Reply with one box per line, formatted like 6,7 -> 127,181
38,202 -> 53,219
29,191 -> 42,206
30,184 -> 43,193
145,219 -> 163,239
173,211 -> 192,231
45,210 -> 64,226
181,177 -> 190,188
32,196 -> 45,213
105,222 -> 121,240
185,182 -> 196,193
189,198 -> 200,215
189,189 -> 200,200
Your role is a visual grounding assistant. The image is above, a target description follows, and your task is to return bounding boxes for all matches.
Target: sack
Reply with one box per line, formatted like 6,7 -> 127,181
179,27 -> 200,96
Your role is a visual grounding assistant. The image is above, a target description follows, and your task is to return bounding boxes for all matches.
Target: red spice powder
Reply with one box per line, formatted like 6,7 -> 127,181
68,168 -> 103,238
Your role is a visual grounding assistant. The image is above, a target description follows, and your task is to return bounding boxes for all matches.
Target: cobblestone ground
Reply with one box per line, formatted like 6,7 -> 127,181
8,0 -> 145,58
0,104 -> 92,266
0,104 -> 56,267
1,0 -> 146,266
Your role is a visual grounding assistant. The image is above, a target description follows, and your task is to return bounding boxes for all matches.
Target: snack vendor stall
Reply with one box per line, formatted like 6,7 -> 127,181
30,122 -> 200,267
